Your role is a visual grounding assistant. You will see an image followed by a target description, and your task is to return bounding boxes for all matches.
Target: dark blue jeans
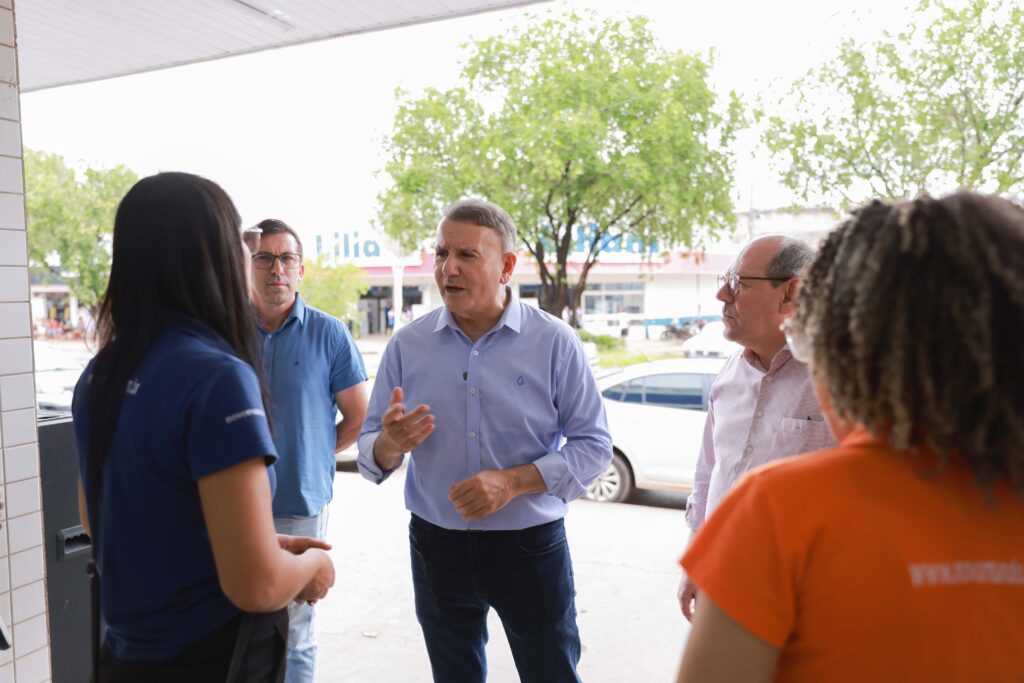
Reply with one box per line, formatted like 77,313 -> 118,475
409,514 -> 582,683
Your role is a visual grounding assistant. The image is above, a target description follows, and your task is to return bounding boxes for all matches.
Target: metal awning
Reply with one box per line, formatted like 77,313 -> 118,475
15,0 -> 546,92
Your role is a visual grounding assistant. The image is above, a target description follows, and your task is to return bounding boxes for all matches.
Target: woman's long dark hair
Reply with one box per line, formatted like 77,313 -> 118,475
86,172 -> 266,486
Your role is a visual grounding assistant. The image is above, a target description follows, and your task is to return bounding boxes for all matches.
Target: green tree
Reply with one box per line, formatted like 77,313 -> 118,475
25,149 -> 138,310
378,11 -> 743,322
761,0 -> 1024,206
299,257 -> 369,332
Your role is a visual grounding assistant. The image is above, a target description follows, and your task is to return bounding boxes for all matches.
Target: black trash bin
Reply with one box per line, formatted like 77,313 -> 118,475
38,412 -> 91,683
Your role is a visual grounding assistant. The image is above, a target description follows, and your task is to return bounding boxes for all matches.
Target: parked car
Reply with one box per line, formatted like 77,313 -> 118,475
681,320 -> 741,358
587,357 -> 726,503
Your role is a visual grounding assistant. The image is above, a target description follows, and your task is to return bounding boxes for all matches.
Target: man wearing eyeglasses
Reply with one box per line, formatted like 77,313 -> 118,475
677,235 -> 835,621
249,218 -> 369,683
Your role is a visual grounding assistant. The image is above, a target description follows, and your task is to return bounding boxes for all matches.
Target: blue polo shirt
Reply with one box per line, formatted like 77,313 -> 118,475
261,294 -> 367,517
72,314 -> 278,661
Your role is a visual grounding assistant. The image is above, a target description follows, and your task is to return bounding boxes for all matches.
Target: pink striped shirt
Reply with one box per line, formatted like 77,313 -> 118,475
684,345 -> 836,531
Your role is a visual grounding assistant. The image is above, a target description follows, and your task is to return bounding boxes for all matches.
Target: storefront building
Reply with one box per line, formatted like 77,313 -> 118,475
312,206 -> 836,339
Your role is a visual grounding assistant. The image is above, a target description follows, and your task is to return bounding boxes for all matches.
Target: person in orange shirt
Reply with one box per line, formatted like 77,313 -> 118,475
676,191 -> 1024,682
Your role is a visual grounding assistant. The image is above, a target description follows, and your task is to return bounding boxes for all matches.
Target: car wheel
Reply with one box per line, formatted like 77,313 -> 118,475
586,452 -> 634,503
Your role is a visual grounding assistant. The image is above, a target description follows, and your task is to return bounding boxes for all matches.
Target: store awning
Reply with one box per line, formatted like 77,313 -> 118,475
15,0 -> 547,92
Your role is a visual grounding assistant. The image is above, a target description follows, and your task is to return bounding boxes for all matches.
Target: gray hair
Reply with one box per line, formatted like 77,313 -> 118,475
765,236 -> 815,286
442,198 -> 517,252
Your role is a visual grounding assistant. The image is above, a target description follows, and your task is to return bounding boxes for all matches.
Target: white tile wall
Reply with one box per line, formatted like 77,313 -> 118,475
8,548 -> 42,592
0,5 -> 51,678
2,444 -> 37,483
0,51 -> 11,93
2,481 -> 38,520
10,582 -> 42,625
0,375 -> 31,412
0,232 -> 25,267
0,9 -> 12,48
13,647 -> 46,683
0,159 -> 20,194
0,268 -> 26,303
0,411 -> 33,448
12,613 -> 45,659
0,118 -> 16,158
0,195 -> 23,230
0,303 -> 27,339
5,513 -> 39,556
0,592 -> 10,667
0,340 -> 29,376
0,84 -> 15,122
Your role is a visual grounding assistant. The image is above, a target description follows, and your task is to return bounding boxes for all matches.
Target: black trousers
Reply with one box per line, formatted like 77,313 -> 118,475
98,609 -> 288,683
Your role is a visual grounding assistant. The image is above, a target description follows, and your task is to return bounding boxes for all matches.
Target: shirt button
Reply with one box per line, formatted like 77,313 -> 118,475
468,432 -> 476,439
765,376 -> 773,382
472,350 -> 480,356
755,410 -> 763,417
745,445 -> 753,454
469,388 -> 476,395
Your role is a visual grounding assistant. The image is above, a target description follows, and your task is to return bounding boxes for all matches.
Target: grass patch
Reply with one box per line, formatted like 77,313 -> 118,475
597,348 -> 686,368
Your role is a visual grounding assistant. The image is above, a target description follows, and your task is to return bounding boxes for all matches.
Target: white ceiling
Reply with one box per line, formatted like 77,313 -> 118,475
14,0 -> 547,92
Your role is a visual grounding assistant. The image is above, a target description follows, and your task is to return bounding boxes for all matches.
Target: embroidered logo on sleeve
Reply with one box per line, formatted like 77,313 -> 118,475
224,408 -> 266,424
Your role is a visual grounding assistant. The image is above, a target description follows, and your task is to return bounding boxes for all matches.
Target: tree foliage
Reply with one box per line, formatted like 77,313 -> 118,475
762,0 -> 1024,206
25,149 -> 139,310
299,257 -> 369,331
378,11 -> 743,321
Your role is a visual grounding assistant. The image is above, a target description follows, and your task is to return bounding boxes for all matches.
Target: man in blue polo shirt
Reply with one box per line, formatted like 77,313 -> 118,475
250,218 -> 368,682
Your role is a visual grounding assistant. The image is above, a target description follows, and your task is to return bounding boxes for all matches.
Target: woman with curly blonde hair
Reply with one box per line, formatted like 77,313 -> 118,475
676,190 -> 1024,682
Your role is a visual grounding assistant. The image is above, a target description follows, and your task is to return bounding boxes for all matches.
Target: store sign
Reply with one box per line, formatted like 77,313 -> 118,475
316,230 -> 394,265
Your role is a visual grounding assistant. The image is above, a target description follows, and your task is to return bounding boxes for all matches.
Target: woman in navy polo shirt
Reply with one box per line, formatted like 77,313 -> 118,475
72,172 -> 335,681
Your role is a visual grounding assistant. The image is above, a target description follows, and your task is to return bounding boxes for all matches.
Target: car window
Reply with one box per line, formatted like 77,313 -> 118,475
602,378 -> 644,403
642,373 -> 704,410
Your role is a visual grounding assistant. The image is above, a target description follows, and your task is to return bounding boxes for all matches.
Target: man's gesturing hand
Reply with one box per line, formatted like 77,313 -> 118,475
374,387 -> 434,469
448,464 -> 546,520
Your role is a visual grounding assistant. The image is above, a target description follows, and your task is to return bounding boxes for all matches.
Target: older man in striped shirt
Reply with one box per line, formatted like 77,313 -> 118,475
678,235 -> 836,621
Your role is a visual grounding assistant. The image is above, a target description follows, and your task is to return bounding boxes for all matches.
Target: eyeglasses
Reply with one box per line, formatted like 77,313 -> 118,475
252,252 -> 302,270
242,227 -> 262,255
781,316 -> 812,363
717,272 -> 792,297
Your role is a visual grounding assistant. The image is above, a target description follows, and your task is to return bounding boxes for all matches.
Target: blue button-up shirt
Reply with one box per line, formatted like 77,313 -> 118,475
262,294 -> 367,517
357,293 -> 612,530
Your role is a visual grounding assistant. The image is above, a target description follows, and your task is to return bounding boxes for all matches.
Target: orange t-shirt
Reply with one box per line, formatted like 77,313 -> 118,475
681,428 -> 1024,682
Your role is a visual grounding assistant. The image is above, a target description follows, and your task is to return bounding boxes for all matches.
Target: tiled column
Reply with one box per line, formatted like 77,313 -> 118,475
0,0 -> 52,681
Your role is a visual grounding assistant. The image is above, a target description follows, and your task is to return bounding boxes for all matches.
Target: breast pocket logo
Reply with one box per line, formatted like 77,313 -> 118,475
516,376 -> 525,386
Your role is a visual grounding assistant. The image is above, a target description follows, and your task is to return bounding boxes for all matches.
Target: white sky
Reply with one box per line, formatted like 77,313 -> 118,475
20,0 -> 923,249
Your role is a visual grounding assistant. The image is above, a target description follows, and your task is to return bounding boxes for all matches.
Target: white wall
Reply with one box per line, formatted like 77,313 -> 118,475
642,273 -> 721,320
0,1 -> 52,680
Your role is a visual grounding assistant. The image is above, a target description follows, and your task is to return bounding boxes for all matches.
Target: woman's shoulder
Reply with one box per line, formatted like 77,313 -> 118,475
149,329 -> 258,392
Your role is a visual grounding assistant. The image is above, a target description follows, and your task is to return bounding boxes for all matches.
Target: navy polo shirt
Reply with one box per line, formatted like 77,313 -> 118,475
72,314 -> 278,661
260,294 -> 367,517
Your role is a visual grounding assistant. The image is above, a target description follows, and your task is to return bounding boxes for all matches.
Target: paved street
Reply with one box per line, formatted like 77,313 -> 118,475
31,337 -> 698,681
316,464 -> 693,682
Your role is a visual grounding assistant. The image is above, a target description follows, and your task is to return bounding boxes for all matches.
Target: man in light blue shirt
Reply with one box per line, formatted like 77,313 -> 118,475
357,198 -> 611,682
251,218 -> 368,683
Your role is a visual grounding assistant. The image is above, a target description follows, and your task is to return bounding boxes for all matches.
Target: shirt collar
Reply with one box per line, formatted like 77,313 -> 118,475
742,342 -> 796,374
164,312 -> 237,356
434,286 -> 522,336
841,426 -> 879,448
287,293 -> 306,327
